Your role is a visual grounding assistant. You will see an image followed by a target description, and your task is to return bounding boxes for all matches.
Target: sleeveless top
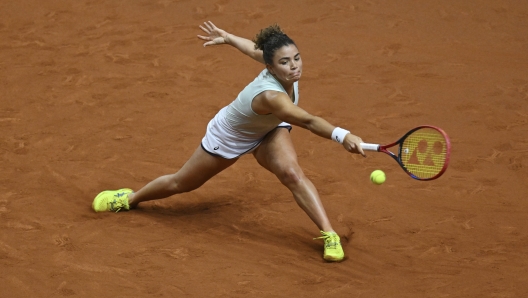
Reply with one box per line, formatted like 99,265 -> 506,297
224,69 -> 299,139
200,69 -> 299,159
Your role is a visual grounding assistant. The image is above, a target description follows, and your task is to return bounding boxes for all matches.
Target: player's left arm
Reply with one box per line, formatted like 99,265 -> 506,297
259,92 -> 365,156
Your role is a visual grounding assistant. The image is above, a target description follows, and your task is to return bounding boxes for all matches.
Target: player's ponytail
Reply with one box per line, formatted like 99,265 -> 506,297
253,24 -> 296,65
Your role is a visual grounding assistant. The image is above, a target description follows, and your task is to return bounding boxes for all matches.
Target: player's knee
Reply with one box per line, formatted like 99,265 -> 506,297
276,165 -> 304,187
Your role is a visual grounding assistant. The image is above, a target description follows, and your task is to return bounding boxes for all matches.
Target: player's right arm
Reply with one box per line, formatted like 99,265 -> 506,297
253,91 -> 366,156
197,21 -> 264,64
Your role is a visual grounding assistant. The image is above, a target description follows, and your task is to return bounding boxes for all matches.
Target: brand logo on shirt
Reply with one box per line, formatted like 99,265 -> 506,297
214,146 -> 219,150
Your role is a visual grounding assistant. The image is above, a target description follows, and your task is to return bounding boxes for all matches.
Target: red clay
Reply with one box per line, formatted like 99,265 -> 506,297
1,0 -> 527,297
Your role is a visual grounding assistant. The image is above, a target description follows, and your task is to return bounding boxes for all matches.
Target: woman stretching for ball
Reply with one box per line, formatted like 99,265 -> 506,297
92,21 -> 365,262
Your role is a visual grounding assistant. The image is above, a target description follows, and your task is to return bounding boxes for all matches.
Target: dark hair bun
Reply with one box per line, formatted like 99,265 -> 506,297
253,24 -> 284,51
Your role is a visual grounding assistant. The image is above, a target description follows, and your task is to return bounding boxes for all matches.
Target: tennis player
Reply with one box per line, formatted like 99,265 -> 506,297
92,21 -> 365,262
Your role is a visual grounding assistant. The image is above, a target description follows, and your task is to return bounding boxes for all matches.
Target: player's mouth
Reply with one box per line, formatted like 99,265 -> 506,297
290,71 -> 301,78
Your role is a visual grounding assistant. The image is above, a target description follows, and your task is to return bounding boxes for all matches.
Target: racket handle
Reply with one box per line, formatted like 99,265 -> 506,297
360,143 -> 380,151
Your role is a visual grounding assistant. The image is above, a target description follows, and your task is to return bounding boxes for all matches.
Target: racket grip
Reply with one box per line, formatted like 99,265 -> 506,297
360,143 -> 380,151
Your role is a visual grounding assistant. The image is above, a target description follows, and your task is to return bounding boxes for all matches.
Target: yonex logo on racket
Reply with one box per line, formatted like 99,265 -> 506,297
404,141 -> 445,166
401,130 -> 448,178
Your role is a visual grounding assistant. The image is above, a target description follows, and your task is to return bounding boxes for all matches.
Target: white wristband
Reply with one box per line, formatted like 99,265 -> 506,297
331,127 -> 350,144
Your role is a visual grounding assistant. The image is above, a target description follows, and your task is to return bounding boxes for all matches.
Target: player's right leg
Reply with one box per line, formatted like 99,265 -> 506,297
252,128 -> 344,261
92,146 -> 237,212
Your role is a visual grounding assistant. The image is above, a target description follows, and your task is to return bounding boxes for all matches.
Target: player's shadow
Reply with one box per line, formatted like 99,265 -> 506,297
130,194 -> 234,225
129,194 -> 350,262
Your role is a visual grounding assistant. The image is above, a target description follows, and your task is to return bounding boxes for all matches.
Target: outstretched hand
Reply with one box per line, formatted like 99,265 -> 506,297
197,21 -> 229,47
343,133 -> 366,157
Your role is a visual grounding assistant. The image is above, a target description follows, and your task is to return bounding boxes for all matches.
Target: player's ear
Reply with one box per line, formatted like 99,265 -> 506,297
266,64 -> 275,75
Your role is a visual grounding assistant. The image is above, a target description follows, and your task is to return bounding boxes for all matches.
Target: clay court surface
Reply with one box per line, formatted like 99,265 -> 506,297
1,0 -> 527,297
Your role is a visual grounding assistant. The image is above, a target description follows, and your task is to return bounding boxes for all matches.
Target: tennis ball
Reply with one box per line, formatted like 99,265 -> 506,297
370,170 -> 386,185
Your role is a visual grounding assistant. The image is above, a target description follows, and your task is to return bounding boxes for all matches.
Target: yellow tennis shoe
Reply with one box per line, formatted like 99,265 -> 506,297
314,231 -> 344,262
92,188 -> 133,213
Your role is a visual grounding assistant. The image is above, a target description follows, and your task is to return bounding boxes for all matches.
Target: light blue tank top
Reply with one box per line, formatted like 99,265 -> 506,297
225,69 -> 299,137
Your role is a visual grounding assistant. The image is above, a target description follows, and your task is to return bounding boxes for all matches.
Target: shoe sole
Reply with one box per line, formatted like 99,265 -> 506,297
324,255 -> 344,262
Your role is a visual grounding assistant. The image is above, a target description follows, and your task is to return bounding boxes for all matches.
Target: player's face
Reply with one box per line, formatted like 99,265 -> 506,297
267,44 -> 302,83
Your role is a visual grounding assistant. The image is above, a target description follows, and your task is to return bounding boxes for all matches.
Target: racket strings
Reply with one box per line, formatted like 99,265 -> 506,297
400,128 -> 449,179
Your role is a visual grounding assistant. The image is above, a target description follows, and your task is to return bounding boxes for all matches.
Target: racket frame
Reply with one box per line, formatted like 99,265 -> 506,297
361,125 -> 451,181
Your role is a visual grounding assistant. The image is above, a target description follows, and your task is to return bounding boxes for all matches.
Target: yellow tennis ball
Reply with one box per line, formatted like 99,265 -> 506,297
370,170 -> 386,185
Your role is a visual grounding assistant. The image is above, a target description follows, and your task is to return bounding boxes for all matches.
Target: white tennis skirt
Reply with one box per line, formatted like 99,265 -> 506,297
201,107 -> 292,159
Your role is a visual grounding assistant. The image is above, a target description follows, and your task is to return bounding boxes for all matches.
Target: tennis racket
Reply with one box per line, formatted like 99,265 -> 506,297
360,125 -> 451,181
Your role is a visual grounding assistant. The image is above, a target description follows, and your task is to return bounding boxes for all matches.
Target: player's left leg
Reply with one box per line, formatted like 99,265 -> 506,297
92,145 -> 237,212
